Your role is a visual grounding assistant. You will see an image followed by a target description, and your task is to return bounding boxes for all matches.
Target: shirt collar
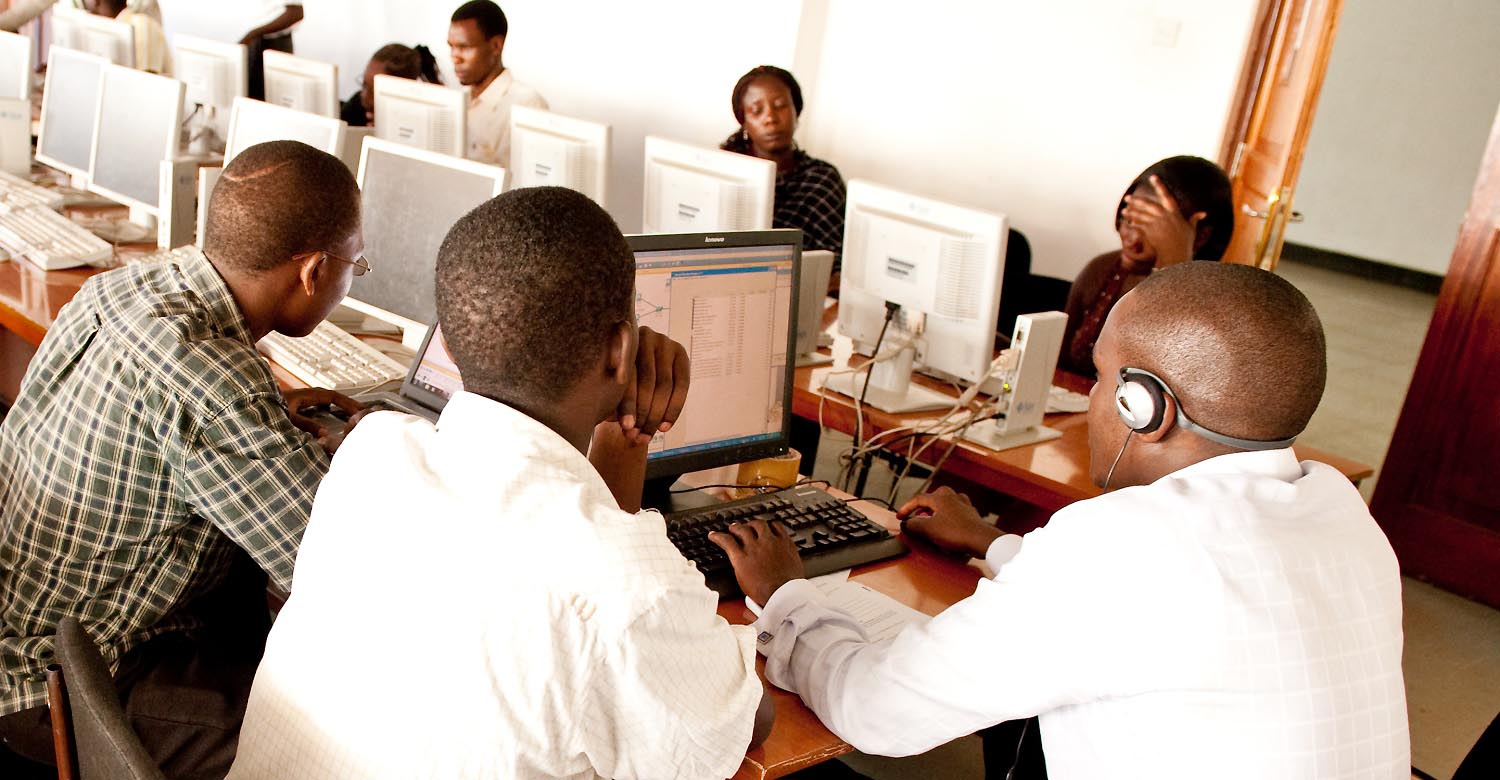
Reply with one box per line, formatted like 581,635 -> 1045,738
469,69 -> 515,106
177,246 -> 254,347
1159,447 -> 1303,484
436,390 -> 595,473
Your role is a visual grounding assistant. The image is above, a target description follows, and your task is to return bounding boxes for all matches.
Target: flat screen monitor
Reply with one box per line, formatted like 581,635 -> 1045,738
629,230 -> 800,480
59,9 -> 135,68
0,31 -> 31,101
262,50 -> 337,118
372,74 -> 465,158
224,96 -> 346,164
174,35 -> 246,115
641,136 -> 775,234
36,47 -> 108,179
399,321 -> 464,415
87,64 -> 183,214
349,137 -> 504,342
838,179 -> 1007,386
508,105 -> 610,205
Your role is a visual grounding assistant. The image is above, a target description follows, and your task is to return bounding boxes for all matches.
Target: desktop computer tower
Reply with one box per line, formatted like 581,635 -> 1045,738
964,310 -> 1068,451
159,159 -> 199,249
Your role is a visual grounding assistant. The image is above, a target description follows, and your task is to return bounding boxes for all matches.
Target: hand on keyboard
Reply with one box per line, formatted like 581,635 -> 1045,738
708,519 -> 806,606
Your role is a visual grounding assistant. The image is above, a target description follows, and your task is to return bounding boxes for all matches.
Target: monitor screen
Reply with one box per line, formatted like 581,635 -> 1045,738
630,230 -> 800,480
89,66 -> 184,213
36,48 -> 107,178
351,138 -> 504,330
400,322 -> 464,412
0,31 -> 30,101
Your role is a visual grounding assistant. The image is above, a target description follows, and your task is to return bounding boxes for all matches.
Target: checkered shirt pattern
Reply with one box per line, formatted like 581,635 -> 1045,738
775,151 -> 847,266
0,247 -> 326,715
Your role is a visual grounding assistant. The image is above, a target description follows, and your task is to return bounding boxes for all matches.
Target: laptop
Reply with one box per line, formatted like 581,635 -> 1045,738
310,319 -> 462,431
794,249 -> 835,367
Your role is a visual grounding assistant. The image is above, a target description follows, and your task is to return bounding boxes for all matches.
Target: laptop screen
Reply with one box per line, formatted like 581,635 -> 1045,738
400,322 -> 464,412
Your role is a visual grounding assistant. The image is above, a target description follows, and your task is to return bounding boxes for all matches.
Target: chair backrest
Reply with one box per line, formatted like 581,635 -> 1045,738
50,618 -> 165,780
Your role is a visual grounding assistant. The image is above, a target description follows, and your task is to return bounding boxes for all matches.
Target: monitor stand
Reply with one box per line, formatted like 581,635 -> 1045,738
821,344 -> 952,414
640,475 -> 719,514
794,351 -> 834,368
962,419 -> 1062,451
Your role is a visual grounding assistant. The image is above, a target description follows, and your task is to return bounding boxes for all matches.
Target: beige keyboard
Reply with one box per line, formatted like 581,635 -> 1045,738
0,206 -> 113,270
0,171 -> 65,212
258,320 -> 409,393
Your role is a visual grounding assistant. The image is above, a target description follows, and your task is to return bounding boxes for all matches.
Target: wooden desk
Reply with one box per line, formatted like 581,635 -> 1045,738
718,494 -> 978,780
791,328 -> 1374,514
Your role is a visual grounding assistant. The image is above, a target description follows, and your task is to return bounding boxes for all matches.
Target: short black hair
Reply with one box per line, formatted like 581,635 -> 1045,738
1115,156 -> 1235,260
370,43 -> 442,84
450,0 -> 508,39
1119,262 -> 1326,442
203,141 -> 361,273
435,187 -> 634,404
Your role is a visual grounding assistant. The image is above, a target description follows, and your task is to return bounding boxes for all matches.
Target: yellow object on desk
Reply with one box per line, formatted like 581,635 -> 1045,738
734,449 -> 801,497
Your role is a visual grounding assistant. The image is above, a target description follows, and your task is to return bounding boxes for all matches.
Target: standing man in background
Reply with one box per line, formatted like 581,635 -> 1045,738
448,0 -> 546,166
241,1 -> 303,100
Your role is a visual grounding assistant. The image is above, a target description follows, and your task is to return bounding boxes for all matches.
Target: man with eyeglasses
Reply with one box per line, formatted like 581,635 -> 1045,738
0,141 -> 367,779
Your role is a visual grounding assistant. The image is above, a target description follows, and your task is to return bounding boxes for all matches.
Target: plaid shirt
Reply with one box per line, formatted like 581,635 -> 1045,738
0,247 -> 327,715
774,150 -> 847,267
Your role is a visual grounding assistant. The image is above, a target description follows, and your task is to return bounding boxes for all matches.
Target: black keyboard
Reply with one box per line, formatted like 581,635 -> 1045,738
665,484 -> 907,598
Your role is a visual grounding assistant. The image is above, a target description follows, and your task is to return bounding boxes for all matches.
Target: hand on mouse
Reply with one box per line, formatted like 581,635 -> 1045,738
618,326 -> 690,445
284,388 -> 364,439
896,487 -> 1003,559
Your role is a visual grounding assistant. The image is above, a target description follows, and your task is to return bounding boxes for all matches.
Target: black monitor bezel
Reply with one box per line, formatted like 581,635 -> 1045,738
629,229 -> 802,482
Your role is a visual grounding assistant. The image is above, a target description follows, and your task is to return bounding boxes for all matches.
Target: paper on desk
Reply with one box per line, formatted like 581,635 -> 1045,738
746,575 -> 929,643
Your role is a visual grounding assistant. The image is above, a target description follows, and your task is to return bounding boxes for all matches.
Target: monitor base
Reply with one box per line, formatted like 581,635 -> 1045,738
794,351 -> 834,368
961,420 -> 1062,452
822,372 -> 953,414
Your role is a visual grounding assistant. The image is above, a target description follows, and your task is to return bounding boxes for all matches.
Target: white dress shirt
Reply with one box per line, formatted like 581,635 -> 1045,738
466,68 -> 547,167
755,449 -> 1409,779
228,392 -> 761,780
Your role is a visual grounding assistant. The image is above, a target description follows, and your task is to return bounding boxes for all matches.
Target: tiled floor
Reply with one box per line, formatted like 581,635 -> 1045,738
806,260 -> 1500,779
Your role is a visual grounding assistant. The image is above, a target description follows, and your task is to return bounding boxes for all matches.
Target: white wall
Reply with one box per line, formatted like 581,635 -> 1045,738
1285,0 -> 1500,276
158,0 -> 1260,278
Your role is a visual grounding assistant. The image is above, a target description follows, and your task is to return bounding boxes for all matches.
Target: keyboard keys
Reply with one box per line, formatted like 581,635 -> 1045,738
258,320 -> 409,393
0,205 -> 113,270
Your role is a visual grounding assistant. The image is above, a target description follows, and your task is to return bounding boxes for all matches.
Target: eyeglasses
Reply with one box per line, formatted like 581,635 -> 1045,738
296,250 -> 371,277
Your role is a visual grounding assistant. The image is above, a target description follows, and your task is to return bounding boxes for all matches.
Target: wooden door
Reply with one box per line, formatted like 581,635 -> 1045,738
1370,104 -> 1500,610
1220,0 -> 1344,270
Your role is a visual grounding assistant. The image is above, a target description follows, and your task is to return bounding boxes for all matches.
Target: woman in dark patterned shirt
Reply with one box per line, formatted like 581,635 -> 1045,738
721,65 -> 847,292
1060,156 -> 1234,378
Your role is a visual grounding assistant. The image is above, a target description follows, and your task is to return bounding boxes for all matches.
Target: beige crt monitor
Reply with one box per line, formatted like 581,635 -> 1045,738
223,96 -> 346,164
0,30 -> 31,101
372,74 -> 465,158
508,106 -> 610,205
641,136 -> 775,234
87,65 -> 185,217
36,47 -> 109,185
262,50 -> 338,118
174,35 -> 247,153
55,7 -> 135,69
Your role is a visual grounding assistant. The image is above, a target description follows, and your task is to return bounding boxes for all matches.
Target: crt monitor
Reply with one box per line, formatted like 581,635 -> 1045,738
262,50 -> 338,118
508,105 -> 610,205
88,64 -> 184,215
641,136 -> 775,234
629,229 -> 800,481
224,96 -> 346,164
829,179 -> 1007,412
372,74 -> 465,158
174,35 -> 246,116
349,137 -> 505,345
36,47 -> 108,180
0,30 -> 30,101
60,9 -> 135,68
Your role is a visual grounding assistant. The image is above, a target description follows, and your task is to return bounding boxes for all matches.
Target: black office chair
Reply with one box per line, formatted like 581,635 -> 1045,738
1413,710 -> 1499,780
995,228 -> 1072,339
47,618 -> 165,780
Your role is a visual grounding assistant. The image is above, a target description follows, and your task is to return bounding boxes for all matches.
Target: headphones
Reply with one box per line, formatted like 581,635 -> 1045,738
1114,367 -> 1297,451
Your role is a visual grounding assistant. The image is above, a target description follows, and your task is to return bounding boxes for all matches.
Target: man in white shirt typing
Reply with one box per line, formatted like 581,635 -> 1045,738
449,0 -> 547,166
714,262 -> 1410,779
228,187 -> 770,780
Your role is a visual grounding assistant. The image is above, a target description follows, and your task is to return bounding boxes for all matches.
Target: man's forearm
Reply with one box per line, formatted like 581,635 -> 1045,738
246,6 -> 303,39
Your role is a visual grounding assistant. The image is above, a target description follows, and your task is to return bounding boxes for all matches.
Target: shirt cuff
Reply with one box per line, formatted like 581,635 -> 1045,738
984,534 -> 1024,572
754,578 -> 821,630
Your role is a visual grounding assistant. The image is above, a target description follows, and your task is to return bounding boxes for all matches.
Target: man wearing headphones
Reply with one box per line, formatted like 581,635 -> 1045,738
711,262 -> 1409,778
